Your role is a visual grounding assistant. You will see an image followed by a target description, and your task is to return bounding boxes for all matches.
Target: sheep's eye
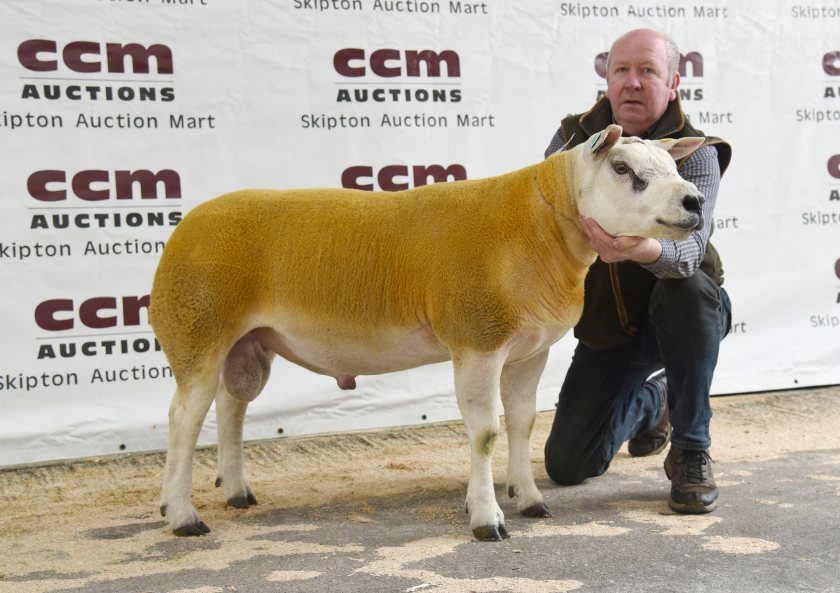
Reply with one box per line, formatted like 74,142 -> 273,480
612,162 -> 629,175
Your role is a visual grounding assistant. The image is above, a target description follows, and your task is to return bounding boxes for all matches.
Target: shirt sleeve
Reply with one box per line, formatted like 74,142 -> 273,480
544,127 -> 568,159
640,144 -> 721,278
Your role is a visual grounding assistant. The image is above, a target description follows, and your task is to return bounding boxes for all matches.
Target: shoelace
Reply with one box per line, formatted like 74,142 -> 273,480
679,450 -> 714,484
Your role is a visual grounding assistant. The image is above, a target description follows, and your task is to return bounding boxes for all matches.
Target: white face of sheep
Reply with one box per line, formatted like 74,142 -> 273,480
575,124 -> 707,240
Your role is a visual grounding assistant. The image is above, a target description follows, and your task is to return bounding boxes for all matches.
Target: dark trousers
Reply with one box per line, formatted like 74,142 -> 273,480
544,270 -> 732,486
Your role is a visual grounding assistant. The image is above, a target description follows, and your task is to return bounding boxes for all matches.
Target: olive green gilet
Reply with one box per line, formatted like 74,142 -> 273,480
560,96 -> 732,351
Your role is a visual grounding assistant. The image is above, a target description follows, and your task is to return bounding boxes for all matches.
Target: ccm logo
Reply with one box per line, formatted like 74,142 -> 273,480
594,51 -> 704,78
825,51 -> 840,76
829,155 -> 840,179
35,296 -> 150,331
334,48 -> 460,78
18,40 -> 174,74
28,169 -> 181,201
342,164 -> 467,191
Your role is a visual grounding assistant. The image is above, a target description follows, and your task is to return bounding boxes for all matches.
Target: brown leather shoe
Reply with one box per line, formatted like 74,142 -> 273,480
664,446 -> 718,513
628,374 -> 671,457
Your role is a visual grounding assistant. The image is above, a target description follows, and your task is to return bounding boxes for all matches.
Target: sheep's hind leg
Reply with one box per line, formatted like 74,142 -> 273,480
161,374 -> 219,536
216,332 -> 273,509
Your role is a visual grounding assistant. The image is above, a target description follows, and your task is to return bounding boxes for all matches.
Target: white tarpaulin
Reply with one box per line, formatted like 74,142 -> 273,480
1,0 -> 838,466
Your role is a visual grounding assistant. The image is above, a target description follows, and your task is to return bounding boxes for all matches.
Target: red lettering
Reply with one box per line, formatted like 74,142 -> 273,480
378,165 -> 409,191
121,295 -> 150,326
376,165 -> 408,191
334,48 -> 460,78
63,41 -> 101,74
18,39 -> 58,72
79,297 -> 118,329
28,169 -> 182,201
404,50 -> 460,77
594,52 -> 608,79
334,48 -> 366,77
34,299 -> 74,331
342,164 -> 468,191
35,296 -> 150,331
829,155 -> 840,179
370,49 -> 402,78
679,52 -> 704,77
341,166 -> 373,190
73,170 -> 110,201
412,164 -> 467,185
106,42 -> 173,75
114,169 -> 181,199
17,39 -> 173,74
824,51 -> 840,76
28,170 -> 66,202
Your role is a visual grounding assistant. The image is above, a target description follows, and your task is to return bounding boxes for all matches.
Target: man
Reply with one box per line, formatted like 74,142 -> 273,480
543,28 -> 733,513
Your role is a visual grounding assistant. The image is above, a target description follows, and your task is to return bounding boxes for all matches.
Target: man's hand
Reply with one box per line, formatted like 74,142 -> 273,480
579,216 -> 663,264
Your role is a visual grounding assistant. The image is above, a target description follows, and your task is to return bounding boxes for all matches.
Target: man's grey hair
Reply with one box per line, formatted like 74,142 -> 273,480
661,33 -> 680,82
605,30 -> 680,84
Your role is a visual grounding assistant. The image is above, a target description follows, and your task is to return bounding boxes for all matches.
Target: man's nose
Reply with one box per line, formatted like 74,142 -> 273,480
624,71 -> 642,89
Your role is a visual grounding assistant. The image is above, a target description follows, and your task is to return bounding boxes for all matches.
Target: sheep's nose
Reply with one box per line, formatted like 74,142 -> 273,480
682,194 -> 704,213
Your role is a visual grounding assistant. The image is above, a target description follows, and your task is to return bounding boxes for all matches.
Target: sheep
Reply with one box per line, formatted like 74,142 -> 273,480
151,124 -> 706,541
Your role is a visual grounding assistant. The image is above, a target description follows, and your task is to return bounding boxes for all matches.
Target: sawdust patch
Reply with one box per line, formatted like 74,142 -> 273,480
701,535 -> 780,555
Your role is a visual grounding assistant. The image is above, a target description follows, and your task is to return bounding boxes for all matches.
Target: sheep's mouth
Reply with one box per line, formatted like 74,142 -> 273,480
656,213 -> 703,232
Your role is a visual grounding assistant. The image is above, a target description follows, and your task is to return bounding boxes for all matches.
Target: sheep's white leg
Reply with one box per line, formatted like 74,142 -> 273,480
216,333 -> 273,509
453,351 -> 507,541
215,383 -> 257,509
501,350 -> 551,518
160,375 -> 219,536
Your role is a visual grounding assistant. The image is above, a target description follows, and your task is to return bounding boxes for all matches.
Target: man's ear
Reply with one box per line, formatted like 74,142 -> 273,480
654,136 -> 706,161
668,71 -> 681,101
590,124 -> 623,155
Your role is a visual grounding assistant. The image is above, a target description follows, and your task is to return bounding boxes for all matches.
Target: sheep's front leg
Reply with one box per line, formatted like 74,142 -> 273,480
501,350 -> 551,518
453,351 -> 507,541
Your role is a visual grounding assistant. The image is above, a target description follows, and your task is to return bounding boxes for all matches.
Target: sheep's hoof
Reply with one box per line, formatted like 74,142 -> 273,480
173,521 -> 211,537
521,503 -> 552,518
227,491 -> 258,509
472,523 -> 510,541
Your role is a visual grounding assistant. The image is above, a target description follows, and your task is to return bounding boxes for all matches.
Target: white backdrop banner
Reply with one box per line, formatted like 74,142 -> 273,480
1,0 -> 838,466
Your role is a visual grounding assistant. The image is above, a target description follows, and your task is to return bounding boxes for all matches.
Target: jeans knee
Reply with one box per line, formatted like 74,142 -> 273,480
544,441 -> 605,486
545,459 -> 589,486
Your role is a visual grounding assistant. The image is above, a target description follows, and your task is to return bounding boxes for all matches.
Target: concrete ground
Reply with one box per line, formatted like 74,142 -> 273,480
1,386 -> 839,593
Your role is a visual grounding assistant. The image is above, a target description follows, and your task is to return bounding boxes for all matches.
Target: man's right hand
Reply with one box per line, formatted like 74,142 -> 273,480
578,216 -> 663,264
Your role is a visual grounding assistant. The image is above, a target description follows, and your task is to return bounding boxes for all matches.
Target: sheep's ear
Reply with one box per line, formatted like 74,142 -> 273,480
654,136 -> 706,161
590,124 -> 623,155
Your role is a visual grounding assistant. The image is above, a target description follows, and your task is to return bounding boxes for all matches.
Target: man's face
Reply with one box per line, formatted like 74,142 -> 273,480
605,32 -> 679,136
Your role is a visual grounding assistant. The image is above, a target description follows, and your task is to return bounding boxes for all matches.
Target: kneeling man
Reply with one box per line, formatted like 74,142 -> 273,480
543,28 -> 733,513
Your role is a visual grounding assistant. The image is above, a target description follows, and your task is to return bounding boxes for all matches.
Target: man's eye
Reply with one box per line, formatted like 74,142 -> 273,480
612,162 -> 629,175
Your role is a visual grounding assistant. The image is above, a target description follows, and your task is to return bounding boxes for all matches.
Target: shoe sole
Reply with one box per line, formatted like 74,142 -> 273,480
668,498 -> 718,514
